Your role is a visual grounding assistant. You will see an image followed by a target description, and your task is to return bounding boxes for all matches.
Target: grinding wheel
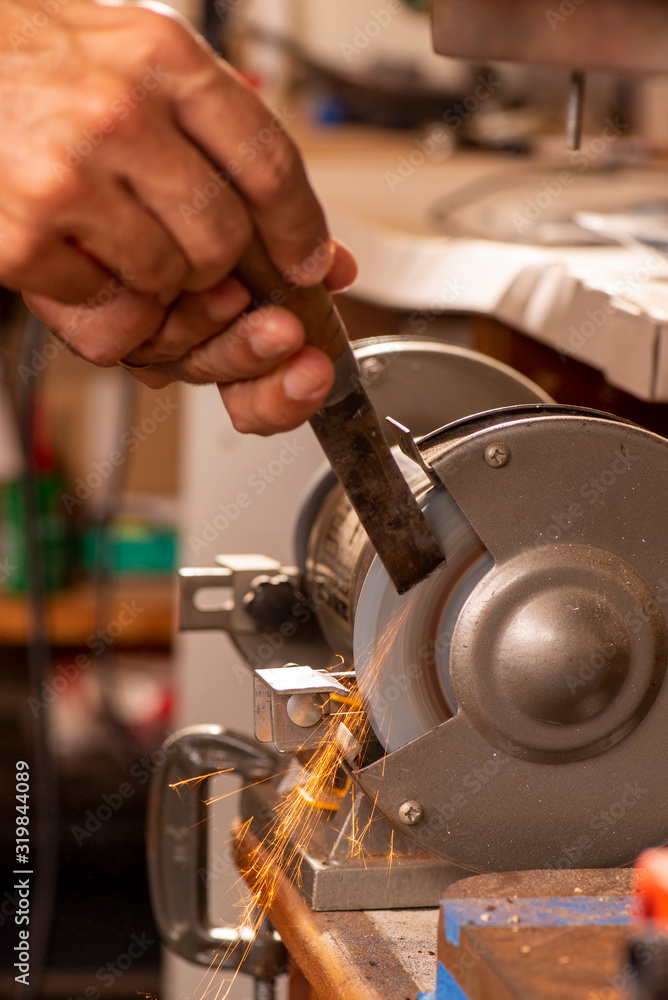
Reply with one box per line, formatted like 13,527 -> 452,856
355,488 -> 492,753
354,406 -> 668,872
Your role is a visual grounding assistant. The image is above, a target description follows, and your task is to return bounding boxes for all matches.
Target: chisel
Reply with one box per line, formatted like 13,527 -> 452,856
235,236 -> 445,595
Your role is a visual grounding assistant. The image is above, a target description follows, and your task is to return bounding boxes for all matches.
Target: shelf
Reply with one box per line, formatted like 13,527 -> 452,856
0,577 -> 176,647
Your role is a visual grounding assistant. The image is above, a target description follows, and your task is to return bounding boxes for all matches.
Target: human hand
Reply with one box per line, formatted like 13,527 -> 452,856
6,0 -> 357,432
26,240 -> 357,434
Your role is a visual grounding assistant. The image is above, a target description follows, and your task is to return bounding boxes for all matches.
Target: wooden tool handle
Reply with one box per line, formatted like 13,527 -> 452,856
234,235 -> 445,594
235,237 -> 349,364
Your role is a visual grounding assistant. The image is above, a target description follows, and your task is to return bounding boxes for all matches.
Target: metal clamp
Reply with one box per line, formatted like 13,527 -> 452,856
146,725 -> 286,980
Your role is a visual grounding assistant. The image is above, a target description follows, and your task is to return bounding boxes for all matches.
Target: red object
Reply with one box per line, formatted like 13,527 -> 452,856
239,71 -> 262,91
635,848 -> 668,927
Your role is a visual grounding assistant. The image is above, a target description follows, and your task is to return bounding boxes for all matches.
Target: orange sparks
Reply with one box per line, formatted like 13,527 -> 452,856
236,677 -> 371,922
169,768 -> 234,790
179,605 -> 412,1000
387,828 -> 396,887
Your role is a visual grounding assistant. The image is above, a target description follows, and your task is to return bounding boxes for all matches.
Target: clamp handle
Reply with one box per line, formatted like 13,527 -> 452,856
146,724 -> 285,978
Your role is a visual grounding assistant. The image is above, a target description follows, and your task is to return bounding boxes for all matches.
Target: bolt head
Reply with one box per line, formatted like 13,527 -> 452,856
484,442 -> 510,468
287,693 -> 326,728
359,356 -> 385,385
398,800 -> 423,826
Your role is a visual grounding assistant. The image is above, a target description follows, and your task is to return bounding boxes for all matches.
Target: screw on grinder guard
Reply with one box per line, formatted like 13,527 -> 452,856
233,236 -> 445,595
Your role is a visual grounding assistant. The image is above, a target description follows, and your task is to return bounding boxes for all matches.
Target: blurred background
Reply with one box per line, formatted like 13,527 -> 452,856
2,1 -> 668,999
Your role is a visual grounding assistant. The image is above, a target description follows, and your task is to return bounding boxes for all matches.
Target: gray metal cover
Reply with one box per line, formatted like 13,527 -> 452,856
355,409 -> 668,872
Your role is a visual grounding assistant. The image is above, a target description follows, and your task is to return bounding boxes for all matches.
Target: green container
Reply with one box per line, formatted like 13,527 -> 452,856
0,475 -> 73,593
82,521 -> 176,575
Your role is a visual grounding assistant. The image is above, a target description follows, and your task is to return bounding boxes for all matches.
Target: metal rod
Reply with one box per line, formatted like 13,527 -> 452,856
254,978 -> 275,1000
566,70 -> 585,150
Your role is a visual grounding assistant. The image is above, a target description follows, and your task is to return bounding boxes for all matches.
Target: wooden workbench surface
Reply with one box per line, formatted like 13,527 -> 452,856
237,820 -> 640,1000
236,825 -> 438,1000
439,869 -> 636,1000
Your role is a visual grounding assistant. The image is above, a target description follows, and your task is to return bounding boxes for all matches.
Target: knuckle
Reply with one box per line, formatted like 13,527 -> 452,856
17,157 -> 80,217
133,256 -> 187,295
221,384 -> 258,435
252,139 -> 302,205
192,222 -> 253,281
64,70 -> 137,136
77,74 -> 126,126
249,397 -> 297,436
104,88 -> 153,142
35,73 -> 146,184
126,6 -> 195,67
184,348 -> 216,385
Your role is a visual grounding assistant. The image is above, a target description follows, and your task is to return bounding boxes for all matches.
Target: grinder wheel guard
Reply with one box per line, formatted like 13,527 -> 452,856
354,406 -> 668,873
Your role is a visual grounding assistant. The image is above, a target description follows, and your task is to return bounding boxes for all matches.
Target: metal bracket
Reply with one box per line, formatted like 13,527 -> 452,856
254,664 -> 351,753
179,555 -> 295,633
387,416 -> 441,487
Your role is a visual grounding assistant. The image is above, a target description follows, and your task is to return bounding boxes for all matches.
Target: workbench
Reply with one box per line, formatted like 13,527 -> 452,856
237,825 -> 636,1000
296,125 -> 668,406
236,825 -> 437,999
0,576 -> 175,646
